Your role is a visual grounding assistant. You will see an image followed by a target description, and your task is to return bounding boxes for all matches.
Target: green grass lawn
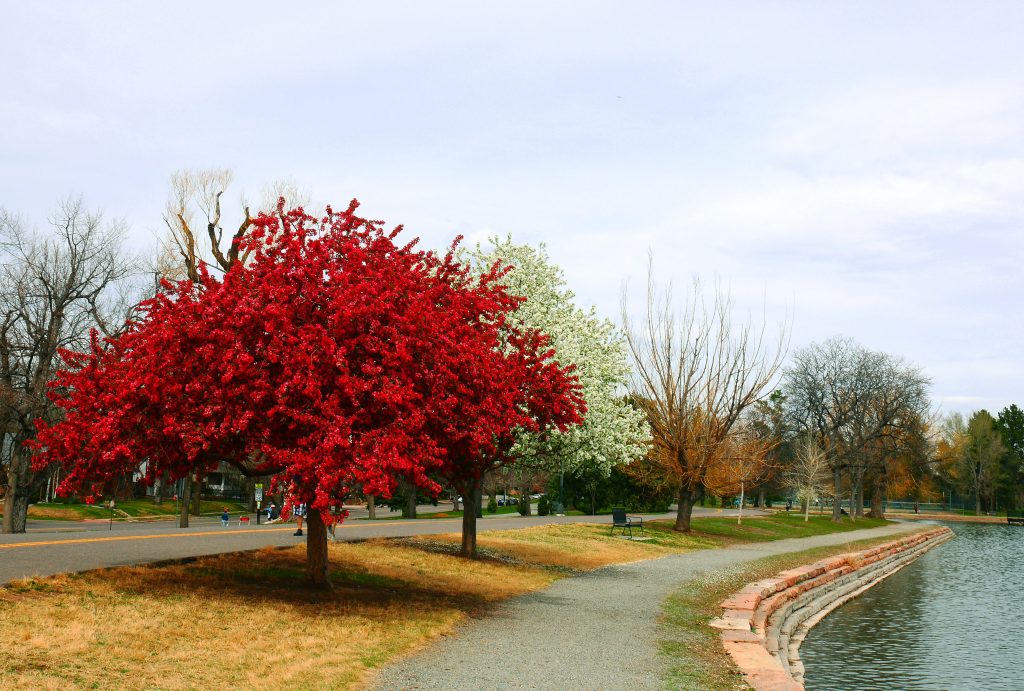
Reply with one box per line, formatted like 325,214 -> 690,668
686,512 -> 890,543
375,505 -> 524,520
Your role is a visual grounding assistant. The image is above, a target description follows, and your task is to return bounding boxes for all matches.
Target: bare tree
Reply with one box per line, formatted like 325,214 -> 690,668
784,337 -> 930,522
784,337 -> 861,521
784,436 -> 832,522
852,351 -> 930,518
163,168 -> 247,283
1,199 -> 138,533
622,269 -> 788,532
159,170 -> 311,526
864,407 -> 931,518
747,390 -> 790,508
161,169 -> 310,283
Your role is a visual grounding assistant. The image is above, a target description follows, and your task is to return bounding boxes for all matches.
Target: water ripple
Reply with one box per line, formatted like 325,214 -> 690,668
799,522 -> 1024,691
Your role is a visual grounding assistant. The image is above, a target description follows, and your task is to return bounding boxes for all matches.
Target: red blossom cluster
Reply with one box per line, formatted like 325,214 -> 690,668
33,200 -> 584,526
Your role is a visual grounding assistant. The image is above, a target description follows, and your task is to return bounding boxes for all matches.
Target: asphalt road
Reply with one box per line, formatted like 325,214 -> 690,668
0,507 -> 762,585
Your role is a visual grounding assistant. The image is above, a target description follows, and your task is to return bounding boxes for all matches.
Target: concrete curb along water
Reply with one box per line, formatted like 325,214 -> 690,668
709,526 -> 954,691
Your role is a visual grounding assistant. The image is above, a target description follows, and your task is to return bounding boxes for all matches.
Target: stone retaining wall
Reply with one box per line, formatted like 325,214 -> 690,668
709,526 -> 954,691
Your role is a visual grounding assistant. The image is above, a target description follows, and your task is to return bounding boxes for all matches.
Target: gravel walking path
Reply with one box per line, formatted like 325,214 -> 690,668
371,521 -> 920,690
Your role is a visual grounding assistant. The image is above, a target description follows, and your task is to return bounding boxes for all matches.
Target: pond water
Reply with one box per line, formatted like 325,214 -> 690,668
799,522 -> 1024,691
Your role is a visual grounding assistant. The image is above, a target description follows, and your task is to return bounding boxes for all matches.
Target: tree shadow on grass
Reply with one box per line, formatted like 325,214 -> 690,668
9,542 -> 521,621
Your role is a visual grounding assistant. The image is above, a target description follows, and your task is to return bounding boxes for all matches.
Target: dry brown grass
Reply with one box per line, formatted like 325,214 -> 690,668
0,522 -> 708,690
22,505 -> 85,520
415,522 -> 714,570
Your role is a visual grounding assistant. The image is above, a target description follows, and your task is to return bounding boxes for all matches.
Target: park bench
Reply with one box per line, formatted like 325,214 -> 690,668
610,507 -> 644,538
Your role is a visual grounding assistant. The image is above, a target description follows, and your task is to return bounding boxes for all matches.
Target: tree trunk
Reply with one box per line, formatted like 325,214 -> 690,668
179,475 -> 191,528
757,485 -> 766,508
244,476 -> 255,512
305,508 -> 331,588
831,464 -> 843,522
404,482 -> 417,519
674,486 -> 696,532
975,485 -> 981,514
804,498 -> 810,522
851,469 -> 859,517
190,471 -> 202,516
1,483 -> 29,532
152,474 -> 163,504
849,470 -> 856,522
1,490 -> 29,534
2,446 -> 31,534
460,478 -> 482,557
737,482 -> 745,525
854,468 -> 865,518
521,484 -> 532,516
868,476 -> 885,519
367,495 -> 376,520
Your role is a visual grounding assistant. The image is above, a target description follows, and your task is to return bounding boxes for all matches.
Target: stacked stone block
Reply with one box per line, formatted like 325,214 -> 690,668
709,527 -> 954,691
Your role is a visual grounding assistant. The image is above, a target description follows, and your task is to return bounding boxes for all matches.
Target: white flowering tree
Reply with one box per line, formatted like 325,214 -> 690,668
785,436 -> 832,522
462,237 -> 650,513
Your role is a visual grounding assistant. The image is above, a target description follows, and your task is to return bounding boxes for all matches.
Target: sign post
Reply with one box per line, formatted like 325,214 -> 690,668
255,483 -> 264,525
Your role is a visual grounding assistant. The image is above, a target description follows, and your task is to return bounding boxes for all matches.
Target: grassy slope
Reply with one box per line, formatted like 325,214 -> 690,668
17,499 -> 250,521
688,512 -> 890,543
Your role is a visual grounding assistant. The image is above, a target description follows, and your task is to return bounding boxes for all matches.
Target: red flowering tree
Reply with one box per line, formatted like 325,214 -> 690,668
430,325 -> 585,555
34,201 -> 583,582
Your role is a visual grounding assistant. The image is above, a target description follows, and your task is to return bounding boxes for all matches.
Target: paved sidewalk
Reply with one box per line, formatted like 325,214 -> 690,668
371,522 -> 922,690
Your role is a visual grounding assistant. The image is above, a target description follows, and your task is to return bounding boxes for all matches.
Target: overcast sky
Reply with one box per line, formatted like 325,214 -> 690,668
3,2 -> 1022,415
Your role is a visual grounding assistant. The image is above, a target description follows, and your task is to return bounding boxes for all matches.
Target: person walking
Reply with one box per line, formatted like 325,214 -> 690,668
293,502 -> 307,536
220,508 -> 230,527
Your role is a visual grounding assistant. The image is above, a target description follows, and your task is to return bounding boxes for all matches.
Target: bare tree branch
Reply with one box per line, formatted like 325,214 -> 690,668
622,263 -> 789,531
1,198 -> 139,532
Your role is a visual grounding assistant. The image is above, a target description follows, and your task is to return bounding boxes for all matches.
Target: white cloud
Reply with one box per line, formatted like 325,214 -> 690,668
767,80 -> 1024,167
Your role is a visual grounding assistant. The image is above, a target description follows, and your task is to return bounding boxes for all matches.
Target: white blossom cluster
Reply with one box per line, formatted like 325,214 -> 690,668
462,236 -> 650,478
